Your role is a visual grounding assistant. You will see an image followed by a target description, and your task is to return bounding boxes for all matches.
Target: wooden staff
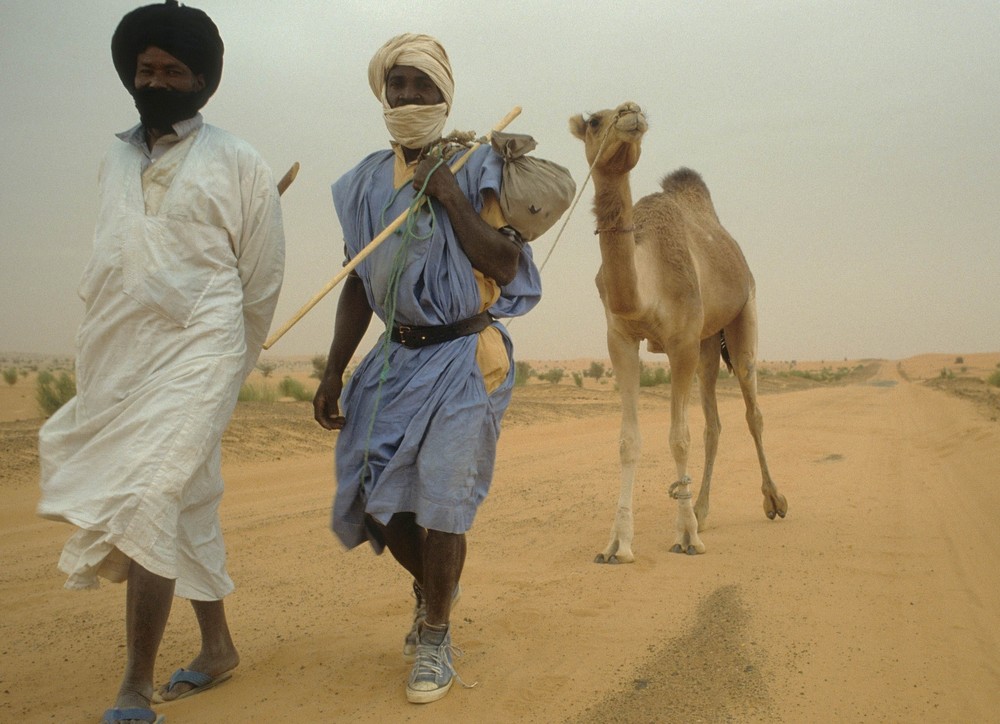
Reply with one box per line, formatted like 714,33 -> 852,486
262,106 -> 522,350
277,161 -> 300,195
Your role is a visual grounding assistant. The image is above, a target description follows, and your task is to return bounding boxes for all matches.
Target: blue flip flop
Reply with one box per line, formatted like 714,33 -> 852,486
101,707 -> 165,723
154,667 -> 233,703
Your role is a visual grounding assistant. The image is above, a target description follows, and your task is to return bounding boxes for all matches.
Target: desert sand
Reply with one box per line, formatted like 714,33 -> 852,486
1,353 -> 999,722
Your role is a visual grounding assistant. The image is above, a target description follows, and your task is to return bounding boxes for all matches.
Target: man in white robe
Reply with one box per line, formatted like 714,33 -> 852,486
36,3 -> 284,722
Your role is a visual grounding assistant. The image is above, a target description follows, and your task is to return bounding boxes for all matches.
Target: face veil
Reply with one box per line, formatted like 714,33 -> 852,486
111,1 -> 224,115
368,33 -> 454,148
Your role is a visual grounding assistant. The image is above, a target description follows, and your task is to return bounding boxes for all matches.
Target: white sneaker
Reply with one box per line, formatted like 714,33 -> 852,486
406,626 -> 458,704
403,581 -> 461,658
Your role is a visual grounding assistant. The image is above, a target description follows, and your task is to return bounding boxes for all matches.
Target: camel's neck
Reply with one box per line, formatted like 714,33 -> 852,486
593,173 -> 641,317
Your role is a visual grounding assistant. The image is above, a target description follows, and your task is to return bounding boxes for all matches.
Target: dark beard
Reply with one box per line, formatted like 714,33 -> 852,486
132,87 -> 204,133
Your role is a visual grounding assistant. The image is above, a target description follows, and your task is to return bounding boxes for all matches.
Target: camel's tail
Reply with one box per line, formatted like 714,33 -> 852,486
719,330 -> 734,373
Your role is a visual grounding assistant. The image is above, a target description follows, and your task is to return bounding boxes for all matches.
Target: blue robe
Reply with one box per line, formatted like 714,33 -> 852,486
330,145 -> 541,549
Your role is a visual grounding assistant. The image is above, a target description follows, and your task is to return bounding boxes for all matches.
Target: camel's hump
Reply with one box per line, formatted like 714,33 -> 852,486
660,167 -> 710,197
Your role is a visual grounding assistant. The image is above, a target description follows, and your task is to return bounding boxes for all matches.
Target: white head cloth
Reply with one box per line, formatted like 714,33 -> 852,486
368,33 -> 454,149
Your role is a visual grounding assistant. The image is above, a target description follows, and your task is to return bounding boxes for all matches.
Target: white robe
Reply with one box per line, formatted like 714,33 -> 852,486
37,124 -> 285,600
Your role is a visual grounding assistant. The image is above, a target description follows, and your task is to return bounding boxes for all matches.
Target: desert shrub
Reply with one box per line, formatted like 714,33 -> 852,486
3,368 -> 18,386
572,372 -> 583,388
784,365 -> 860,383
585,361 -> 606,379
238,382 -> 277,403
311,354 -> 328,380
256,360 -> 278,378
987,369 -> 1000,388
278,376 -> 313,401
514,360 -> 533,386
36,370 -> 76,416
537,367 -> 564,384
639,363 -> 670,387
955,356 -> 964,364
938,368 -> 954,380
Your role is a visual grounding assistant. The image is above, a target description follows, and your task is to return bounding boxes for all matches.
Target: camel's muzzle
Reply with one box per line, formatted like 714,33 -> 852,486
613,104 -> 647,135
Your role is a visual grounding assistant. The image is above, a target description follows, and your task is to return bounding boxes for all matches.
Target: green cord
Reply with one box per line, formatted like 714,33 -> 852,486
359,156 -> 448,489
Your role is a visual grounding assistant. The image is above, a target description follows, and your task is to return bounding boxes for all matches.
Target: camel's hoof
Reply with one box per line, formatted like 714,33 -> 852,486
669,544 -> 684,554
764,495 -> 788,520
686,545 -> 700,555
594,553 -> 620,564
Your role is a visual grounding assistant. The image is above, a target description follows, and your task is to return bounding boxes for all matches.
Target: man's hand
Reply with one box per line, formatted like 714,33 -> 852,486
313,376 -> 346,431
412,156 -> 461,203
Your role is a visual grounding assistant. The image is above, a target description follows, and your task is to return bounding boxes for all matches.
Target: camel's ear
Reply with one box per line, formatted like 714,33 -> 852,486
569,114 -> 588,140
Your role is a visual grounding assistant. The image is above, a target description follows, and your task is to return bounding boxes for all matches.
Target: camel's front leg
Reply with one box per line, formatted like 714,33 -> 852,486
669,477 -> 705,555
597,330 -> 641,563
596,388 -> 641,563
595,448 -> 637,564
666,344 -> 706,554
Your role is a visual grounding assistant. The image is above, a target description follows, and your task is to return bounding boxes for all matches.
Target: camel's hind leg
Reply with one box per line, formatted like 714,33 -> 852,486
692,334 -> 723,528
724,295 -> 788,520
595,328 -> 641,564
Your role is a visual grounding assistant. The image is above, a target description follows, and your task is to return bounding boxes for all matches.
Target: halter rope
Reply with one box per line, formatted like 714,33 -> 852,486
537,110 -> 622,272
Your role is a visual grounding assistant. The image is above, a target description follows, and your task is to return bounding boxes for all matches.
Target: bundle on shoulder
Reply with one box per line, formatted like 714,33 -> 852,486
492,131 -> 575,241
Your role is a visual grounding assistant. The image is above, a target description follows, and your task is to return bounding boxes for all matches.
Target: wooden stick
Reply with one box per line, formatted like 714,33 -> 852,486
277,161 -> 300,195
263,106 -> 521,350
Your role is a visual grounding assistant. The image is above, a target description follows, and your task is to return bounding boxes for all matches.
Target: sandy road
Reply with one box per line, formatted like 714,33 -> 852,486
1,360 -> 998,722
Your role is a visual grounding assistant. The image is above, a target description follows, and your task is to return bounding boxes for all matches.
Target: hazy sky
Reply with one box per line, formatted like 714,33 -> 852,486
2,0 -> 998,363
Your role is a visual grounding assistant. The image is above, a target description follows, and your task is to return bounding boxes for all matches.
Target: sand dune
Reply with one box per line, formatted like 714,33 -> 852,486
1,354 -> 998,722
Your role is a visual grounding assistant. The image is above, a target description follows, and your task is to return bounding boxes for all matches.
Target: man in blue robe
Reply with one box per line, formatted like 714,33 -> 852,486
313,33 -> 541,703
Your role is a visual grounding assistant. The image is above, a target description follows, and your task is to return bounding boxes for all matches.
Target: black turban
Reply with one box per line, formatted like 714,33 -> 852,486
111,0 -> 224,107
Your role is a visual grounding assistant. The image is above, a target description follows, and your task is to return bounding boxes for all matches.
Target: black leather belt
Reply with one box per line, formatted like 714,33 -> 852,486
390,310 -> 494,348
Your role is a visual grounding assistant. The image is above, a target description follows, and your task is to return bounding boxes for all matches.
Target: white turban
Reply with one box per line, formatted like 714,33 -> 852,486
368,33 -> 454,149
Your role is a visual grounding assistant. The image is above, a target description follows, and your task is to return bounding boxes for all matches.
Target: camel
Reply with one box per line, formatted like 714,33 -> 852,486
569,102 -> 787,561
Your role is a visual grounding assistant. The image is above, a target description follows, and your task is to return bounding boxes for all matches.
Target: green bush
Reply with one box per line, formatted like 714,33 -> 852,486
3,368 -> 18,386
987,369 -> 1000,388
787,365 -> 859,383
278,376 -> 313,401
36,371 -> 76,416
238,382 -> 277,403
256,360 -> 278,378
572,372 -> 583,388
514,360 -> 533,386
585,361 -> 606,379
311,354 -> 328,380
537,368 -> 565,384
639,363 -> 670,387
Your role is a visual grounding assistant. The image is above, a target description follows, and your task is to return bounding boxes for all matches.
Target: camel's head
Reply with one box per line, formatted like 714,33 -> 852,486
569,102 -> 647,175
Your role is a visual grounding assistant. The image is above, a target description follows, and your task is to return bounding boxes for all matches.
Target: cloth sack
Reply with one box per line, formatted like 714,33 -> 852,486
491,131 -> 575,241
